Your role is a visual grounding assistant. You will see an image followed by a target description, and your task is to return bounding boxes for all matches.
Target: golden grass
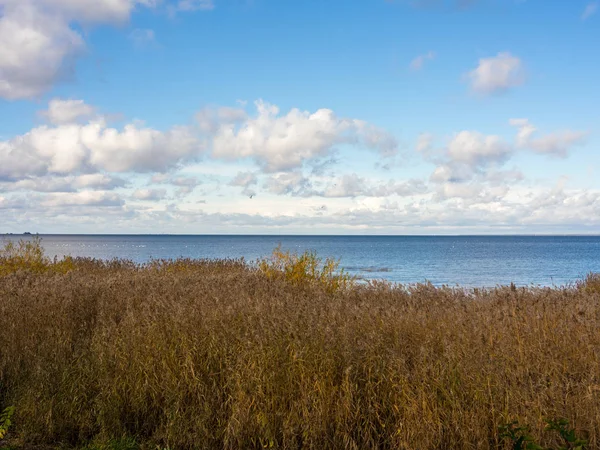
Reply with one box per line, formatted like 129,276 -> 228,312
1,240 -> 600,449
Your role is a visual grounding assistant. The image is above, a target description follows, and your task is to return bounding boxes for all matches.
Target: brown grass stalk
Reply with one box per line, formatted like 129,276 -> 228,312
1,240 -> 599,449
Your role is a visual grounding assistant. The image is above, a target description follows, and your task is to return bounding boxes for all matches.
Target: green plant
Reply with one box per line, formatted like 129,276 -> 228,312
0,406 -> 15,441
499,421 -> 544,450
546,418 -> 588,450
499,419 -> 588,450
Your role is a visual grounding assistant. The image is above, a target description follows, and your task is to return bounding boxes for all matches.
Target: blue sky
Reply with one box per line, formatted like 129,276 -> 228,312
0,0 -> 599,234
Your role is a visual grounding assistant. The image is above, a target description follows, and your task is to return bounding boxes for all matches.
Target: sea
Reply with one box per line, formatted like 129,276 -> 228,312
2,234 -> 600,288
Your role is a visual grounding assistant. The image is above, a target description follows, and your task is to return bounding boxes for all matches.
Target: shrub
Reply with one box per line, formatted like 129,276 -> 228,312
499,418 -> 588,450
258,244 -> 354,293
578,273 -> 600,295
0,406 -> 14,441
0,237 -> 74,276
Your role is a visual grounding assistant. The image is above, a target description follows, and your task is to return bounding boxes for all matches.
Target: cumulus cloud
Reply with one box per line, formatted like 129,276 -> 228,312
510,118 -> 587,157
0,115 -> 201,179
132,188 -> 167,201
196,106 -> 248,133
229,171 -> 258,196
229,171 -> 258,188
171,176 -> 200,188
582,2 -> 598,20
264,172 -> 312,196
426,130 -> 512,187
424,118 -> 589,201
262,172 -> 427,199
410,51 -> 436,71
0,2 -> 84,99
229,172 -> 258,197
39,98 -> 96,125
466,52 -> 524,95
41,191 -> 124,207
0,0 -> 150,99
430,163 -> 475,183
416,133 -> 434,153
170,176 -> 201,196
423,127 -> 519,202
447,131 -> 512,166
4,94 -> 594,233
0,0 -> 210,99
320,174 -> 367,198
321,174 -> 426,198
1,174 -> 127,193
207,100 -> 398,172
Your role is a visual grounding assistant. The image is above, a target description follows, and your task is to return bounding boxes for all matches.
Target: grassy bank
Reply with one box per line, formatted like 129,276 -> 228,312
1,240 -> 600,449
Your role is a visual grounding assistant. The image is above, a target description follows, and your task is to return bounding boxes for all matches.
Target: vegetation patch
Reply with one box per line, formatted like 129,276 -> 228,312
1,240 -> 600,449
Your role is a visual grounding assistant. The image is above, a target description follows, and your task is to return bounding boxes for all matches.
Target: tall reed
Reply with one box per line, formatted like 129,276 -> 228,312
1,240 -> 599,449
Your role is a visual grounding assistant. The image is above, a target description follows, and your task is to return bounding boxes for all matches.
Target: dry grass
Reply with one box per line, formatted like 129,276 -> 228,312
1,240 -> 600,449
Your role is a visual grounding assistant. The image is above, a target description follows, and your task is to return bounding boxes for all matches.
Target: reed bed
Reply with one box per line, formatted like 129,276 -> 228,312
1,239 -> 599,449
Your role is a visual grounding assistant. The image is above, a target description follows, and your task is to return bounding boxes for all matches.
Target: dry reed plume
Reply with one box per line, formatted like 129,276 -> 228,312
1,239 -> 599,449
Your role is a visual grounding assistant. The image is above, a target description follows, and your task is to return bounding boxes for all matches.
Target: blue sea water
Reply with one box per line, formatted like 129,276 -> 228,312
2,234 -> 600,287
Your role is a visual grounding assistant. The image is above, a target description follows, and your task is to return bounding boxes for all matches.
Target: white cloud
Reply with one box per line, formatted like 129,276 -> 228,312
151,173 -> 170,184
426,130 -> 516,199
582,2 -> 598,20
74,174 -> 127,189
320,174 -> 426,198
466,52 -> 524,95
230,171 -> 258,188
41,190 -> 124,207
40,98 -> 96,125
4,98 -> 396,182
321,173 -> 427,198
171,176 -> 200,196
209,100 -> 398,172
0,116 -> 201,179
0,174 -> 126,192
31,0 -> 153,24
170,176 -> 199,187
0,0 -> 207,99
4,180 -> 600,234
510,118 -> 587,157
261,172 -> 427,199
434,181 -> 510,203
0,2 -> 84,99
132,188 -> 167,201
425,119 -> 588,200
264,172 -> 312,196
4,95 -> 596,234
410,51 -> 435,71
416,132 -> 434,153
196,106 -> 248,133
447,131 -> 512,166
89,122 -> 198,172
229,171 -> 258,196
321,173 -> 366,198
430,163 -> 475,183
